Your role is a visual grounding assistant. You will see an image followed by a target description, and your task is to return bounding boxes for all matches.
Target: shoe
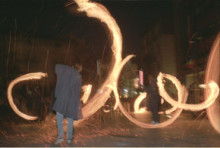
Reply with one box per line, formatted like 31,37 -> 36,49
66,139 -> 72,144
54,138 -> 64,145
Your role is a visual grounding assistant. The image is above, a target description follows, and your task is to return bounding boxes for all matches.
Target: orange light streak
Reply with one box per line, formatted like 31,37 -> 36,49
112,74 -> 188,128
157,73 -> 219,111
81,84 -> 92,104
134,92 -> 147,114
103,105 -> 111,113
73,0 -> 135,125
7,72 -> 47,120
68,0 -> 219,129
156,74 -> 183,115
205,32 -> 220,134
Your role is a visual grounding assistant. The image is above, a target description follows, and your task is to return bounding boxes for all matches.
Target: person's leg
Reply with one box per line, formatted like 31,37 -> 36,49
56,112 -> 64,141
152,107 -> 160,123
66,117 -> 74,141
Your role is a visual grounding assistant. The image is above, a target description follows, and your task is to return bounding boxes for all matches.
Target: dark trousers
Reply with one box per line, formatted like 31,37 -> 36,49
151,107 -> 160,122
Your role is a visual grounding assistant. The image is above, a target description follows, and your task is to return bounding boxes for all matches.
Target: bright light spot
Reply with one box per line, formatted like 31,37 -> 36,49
198,84 -> 206,88
103,105 -> 111,113
81,84 -> 92,104
161,98 -> 164,104
134,77 -> 139,89
123,88 -> 128,93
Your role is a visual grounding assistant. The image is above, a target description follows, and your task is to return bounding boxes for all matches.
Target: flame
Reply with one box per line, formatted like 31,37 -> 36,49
111,72 -> 188,128
103,105 -> 111,113
73,0 -> 135,125
157,73 -> 219,111
134,92 -> 147,114
81,84 -> 92,104
7,72 -> 47,120
205,33 -> 220,134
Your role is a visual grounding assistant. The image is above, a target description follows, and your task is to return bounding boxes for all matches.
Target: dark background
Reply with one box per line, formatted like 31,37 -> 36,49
0,0 -> 173,88
0,0 -> 219,114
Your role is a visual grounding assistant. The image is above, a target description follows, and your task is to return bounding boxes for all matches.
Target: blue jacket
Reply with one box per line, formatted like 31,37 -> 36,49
52,64 -> 82,120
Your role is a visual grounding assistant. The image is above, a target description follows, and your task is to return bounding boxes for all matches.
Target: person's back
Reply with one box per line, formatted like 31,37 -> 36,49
53,64 -> 82,145
53,64 -> 82,120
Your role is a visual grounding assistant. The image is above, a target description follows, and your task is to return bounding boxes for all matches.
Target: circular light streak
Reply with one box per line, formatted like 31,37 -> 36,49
205,33 -> 220,134
7,72 -> 47,120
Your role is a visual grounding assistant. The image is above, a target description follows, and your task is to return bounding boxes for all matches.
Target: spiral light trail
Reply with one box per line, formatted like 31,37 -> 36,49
73,0 -> 135,123
157,73 -> 219,111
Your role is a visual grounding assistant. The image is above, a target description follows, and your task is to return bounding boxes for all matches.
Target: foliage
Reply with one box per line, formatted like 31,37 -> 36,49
118,61 -> 138,98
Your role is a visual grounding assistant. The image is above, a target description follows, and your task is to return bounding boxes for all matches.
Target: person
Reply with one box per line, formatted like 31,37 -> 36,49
53,64 -> 82,145
145,74 -> 161,124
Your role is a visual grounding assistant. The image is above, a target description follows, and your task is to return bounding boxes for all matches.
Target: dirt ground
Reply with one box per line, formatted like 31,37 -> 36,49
0,107 -> 220,147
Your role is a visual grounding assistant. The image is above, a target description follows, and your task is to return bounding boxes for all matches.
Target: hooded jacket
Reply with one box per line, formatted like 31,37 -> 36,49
52,64 -> 82,120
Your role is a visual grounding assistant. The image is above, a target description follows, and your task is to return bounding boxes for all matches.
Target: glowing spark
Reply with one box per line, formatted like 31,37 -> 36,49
161,98 -> 164,104
134,92 -> 147,114
198,84 -> 206,89
81,84 -> 92,104
103,105 -> 111,113
157,73 -> 219,111
103,110 -> 110,113
205,32 -> 220,134
7,72 -> 47,120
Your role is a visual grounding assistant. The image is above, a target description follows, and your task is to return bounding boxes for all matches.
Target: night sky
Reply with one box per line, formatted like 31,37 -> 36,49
0,0 -> 173,85
99,0 -> 173,55
0,0 -> 172,56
